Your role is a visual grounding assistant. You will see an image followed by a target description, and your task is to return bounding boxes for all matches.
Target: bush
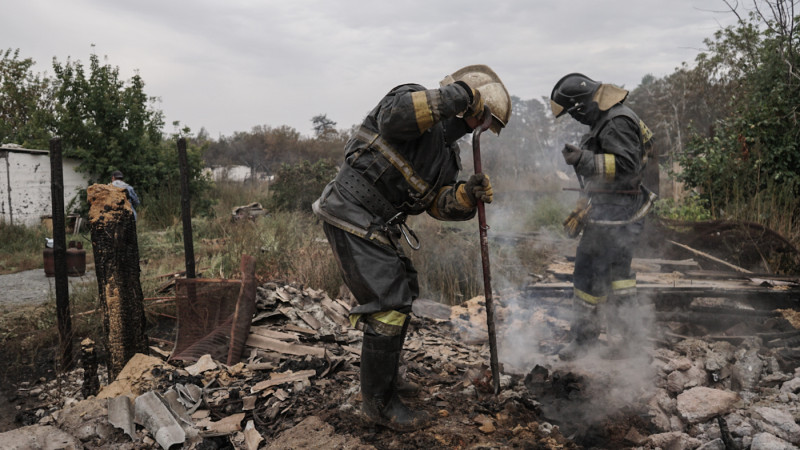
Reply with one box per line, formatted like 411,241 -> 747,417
270,160 -> 338,212
654,194 -> 712,222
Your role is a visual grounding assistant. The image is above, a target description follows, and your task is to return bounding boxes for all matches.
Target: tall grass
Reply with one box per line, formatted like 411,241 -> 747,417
0,222 -> 50,274
722,179 -> 800,247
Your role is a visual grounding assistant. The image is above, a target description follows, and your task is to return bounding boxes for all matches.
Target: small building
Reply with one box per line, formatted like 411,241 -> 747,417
205,165 -> 273,183
0,144 -> 88,227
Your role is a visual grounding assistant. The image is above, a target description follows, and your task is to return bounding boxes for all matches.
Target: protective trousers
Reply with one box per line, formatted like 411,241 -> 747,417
561,216 -> 643,360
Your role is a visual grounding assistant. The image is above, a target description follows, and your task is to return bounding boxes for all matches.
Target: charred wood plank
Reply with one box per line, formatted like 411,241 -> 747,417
245,334 -> 326,357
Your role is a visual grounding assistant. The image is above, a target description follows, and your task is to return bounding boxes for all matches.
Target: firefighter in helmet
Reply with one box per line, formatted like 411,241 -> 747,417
550,73 -> 656,361
313,65 -> 511,430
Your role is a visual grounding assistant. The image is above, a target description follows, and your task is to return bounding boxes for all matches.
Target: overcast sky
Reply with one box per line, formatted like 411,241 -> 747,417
5,0 -> 741,138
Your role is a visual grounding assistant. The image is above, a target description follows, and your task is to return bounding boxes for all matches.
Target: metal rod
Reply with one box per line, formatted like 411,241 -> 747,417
471,106 -> 501,395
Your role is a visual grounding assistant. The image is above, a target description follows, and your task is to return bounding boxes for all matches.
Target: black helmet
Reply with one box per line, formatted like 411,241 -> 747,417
550,73 -> 601,118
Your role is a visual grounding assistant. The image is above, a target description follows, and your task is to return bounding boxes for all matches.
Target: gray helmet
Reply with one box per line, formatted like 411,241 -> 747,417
550,73 -> 601,118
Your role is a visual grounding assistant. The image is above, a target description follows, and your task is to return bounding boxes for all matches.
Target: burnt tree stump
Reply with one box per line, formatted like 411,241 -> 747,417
88,184 -> 149,380
80,338 -> 99,398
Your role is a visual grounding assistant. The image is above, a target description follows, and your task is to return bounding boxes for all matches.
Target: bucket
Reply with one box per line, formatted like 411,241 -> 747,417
43,241 -> 87,277
67,241 -> 86,276
43,247 -> 55,277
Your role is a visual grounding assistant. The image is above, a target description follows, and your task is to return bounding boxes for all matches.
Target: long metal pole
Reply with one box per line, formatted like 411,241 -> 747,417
471,107 -> 501,394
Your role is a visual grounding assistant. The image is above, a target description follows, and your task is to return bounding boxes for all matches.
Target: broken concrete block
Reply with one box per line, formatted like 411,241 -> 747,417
732,348 -> 764,392
750,431 -> 795,449
751,406 -> 800,444
0,424 -> 82,450
646,431 -> 702,450
677,387 -> 739,424
98,353 -> 172,399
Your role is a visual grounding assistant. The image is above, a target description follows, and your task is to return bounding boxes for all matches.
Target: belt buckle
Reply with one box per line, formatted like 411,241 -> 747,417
386,212 -> 407,226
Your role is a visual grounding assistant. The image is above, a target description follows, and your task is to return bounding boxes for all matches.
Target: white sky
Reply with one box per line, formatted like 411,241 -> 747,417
4,0 -> 740,138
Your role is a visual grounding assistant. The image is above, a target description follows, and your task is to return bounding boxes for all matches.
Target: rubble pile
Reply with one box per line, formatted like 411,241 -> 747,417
2,265 -> 800,449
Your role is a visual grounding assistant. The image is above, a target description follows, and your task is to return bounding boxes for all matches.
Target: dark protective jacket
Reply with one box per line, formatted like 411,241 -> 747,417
573,103 -> 647,218
571,103 -> 649,303
313,82 -> 478,248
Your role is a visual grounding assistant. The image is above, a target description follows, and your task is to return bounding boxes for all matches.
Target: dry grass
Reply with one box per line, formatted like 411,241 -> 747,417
0,180 -> 564,382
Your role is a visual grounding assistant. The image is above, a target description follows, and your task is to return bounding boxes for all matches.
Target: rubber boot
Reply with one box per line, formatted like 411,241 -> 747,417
360,330 -> 431,431
396,355 -> 421,396
394,318 -> 420,397
559,298 -> 600,361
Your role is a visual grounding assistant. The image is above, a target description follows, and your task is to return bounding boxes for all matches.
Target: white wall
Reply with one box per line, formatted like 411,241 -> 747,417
0,148 -> 87,226
205,165 -> 273,182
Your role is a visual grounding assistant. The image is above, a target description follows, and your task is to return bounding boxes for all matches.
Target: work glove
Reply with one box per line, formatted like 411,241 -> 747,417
455,81 -> 484,119
456,173 -> 493,208
563,197 -> 591,238
562,143 -> 583,166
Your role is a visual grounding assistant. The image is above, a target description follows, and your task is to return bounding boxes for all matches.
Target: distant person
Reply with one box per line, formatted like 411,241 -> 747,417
550,73 -> 657,360
110,170 -> 140,221
313,65 -> 511,431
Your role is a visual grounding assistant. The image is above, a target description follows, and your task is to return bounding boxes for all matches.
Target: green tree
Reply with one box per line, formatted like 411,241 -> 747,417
270,159 -> 337,212
50,51 -> 211,220
51,52 -> 165,190
676,1 -> 800,213
0,48 -> 53,148
311,113 -> 337,139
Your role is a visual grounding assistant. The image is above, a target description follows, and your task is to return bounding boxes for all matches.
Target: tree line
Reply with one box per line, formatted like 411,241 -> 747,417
2,1 -> 799,227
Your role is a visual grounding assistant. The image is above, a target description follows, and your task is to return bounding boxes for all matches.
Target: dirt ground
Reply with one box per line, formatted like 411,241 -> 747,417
0,268 -> 96,432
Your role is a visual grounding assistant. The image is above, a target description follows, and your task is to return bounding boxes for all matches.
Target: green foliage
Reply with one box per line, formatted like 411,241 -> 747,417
653,195 -> 712,222
0,48 -> 54,148
526,195 -> 570,231
51,52 -> 164,185
0,222 -> 48,273
311,114 -> 337,139
270,159 -> 338,212
49,52 -> 212,215
677,4 -> 800,214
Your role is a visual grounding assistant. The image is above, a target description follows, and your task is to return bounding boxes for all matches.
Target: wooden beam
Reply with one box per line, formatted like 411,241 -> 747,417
667,240 -> 752,274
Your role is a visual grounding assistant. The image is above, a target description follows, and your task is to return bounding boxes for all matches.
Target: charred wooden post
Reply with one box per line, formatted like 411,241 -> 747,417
88,183 -> 149,380
80,338 -> 99,398
49,137 -> 74,371
177,138 -> 196,279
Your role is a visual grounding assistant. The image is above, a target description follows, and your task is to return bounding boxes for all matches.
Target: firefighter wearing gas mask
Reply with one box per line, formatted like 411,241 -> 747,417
550,73 -> 656,361
313,65 -> 511,431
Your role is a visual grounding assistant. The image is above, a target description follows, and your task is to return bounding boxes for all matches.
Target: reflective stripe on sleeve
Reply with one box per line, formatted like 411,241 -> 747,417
603,154 -> 616,181
411,91 -> 434,133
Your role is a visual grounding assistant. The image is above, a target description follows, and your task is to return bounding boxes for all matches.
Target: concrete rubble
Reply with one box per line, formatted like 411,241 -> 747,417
1,268 -> 800,448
